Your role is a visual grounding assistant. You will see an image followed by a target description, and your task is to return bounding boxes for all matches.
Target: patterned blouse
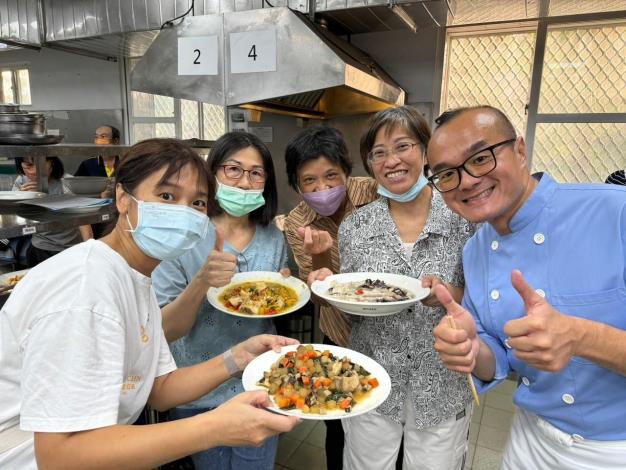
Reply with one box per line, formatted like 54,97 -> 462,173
339,191 -> 475,428
284,177 -> 379,346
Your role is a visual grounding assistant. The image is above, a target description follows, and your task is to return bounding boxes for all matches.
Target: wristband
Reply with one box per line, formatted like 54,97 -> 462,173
223,348 -> 240,376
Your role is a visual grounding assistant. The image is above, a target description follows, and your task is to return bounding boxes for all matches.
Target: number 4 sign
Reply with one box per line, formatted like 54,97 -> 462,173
178,36 -> 218,76
230,29 -> 277,74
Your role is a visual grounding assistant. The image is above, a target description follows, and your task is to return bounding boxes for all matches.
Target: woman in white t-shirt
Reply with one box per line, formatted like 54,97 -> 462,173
0,138 -> 299,470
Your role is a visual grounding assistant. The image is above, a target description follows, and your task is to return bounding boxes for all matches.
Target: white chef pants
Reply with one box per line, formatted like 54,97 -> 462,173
502,408 -> 626,470
342,399 -> 472,470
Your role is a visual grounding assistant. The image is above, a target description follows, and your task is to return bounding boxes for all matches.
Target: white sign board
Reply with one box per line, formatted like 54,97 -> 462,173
178,36 -> 218,76
230,29 -> 276,74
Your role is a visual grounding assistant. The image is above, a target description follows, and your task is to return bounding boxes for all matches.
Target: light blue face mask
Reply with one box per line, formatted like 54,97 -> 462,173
377,173 -> 429,203
126,194 -> 209,261
215,181 -> 265,217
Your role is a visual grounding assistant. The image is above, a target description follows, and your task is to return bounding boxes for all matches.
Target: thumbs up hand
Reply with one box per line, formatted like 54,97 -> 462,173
503,270 -> 581,372
196,229 -> 238,288
433,284 -> 480,374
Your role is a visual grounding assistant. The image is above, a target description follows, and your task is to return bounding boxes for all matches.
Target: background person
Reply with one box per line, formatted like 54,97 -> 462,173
153,131 -> 287,470
0,138 -> 299,470
74,125 -> 120,178
282,125 -> 378,470
310,106 -> 475,470
13,156 -> 92,266
427,105 -> 626,469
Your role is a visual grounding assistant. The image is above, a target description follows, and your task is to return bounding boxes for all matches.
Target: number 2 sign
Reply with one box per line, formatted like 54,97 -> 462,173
230,29 -> 277,74
178,36 -> 218,76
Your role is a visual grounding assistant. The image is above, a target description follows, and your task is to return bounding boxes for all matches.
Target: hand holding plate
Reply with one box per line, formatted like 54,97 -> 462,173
232,334 -> 300,370
206,390 -> 300,448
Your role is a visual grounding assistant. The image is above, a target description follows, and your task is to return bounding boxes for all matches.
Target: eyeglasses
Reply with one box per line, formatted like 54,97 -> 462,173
367,142 -> 420,165
428,138 -> 517,193
94,134 -> 113,139
220,164 -> 266,184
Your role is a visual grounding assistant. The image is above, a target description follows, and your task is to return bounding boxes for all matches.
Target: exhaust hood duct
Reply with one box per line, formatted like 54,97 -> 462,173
131,7 -> 405,119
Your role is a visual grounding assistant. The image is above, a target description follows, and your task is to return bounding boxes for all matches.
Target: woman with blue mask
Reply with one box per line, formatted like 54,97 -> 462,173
309,106 -> 476,470
152,131 -> 288,470
0,138 -> 299,470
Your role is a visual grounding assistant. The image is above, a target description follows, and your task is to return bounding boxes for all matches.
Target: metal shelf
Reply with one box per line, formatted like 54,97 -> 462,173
0,143 -> 129,159
0,203 -> 116,238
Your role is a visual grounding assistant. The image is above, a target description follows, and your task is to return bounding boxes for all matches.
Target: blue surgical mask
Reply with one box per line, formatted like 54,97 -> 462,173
215,181 -> 265,217
377,174 -> 429,203
126,195 -> 209,261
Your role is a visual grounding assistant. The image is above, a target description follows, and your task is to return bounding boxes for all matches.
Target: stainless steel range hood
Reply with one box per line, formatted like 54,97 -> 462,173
131,7 -> 405,119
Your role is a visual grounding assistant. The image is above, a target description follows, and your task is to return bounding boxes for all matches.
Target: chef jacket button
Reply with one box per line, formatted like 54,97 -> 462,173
562,393 -> 575,405
535,289 -> 546,298
533,233 -> 545,245
521,377 -> 530,386
491,240 -> 499,250
572,434 -> 584,442
504,338 -> 512,349
490,289 -> 500,300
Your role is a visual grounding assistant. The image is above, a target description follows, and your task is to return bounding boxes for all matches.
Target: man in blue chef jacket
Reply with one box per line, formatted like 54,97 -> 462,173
426,105 -> 626,469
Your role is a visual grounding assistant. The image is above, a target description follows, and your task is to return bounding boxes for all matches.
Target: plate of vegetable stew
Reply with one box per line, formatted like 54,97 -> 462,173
207,271 -> 310,319
242,344 -> 391,420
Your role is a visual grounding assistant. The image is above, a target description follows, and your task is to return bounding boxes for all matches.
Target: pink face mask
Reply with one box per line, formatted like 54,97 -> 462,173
301,184 -> 347,216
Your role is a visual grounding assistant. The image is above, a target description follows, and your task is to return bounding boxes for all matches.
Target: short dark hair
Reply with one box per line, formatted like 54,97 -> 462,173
285,126 -> 352,191
360,106 -> 431,176
99,125 -> 120,141
434,106 -> 517,138
15,156 -> 65,180
116,138 -> 211,204
207,131 -> 277,226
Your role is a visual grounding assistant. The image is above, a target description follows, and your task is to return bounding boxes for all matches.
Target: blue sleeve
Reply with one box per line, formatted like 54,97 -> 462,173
462,291 -> 511,394
152,258 -> 190,307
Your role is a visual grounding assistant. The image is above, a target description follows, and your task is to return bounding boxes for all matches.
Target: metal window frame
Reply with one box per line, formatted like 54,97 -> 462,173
0,64 -> 31,106
442,6 -> 626,168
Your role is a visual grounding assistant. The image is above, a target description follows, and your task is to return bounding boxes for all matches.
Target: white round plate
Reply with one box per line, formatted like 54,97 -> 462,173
207,271 -> 310,319
55,205 -> 108,214
311,272 -> 429,316
242,344 -> 391,420
0,268 -> 29,288
0,191 -> 46,201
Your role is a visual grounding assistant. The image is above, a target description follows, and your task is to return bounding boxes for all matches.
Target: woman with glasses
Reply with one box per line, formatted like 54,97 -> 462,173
310,106 -> 475,470
152,131 -> 287,470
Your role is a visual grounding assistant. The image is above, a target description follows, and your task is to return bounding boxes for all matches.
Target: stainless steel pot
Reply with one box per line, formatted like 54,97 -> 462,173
0,113 -> 45,136
0,104 -> 22,113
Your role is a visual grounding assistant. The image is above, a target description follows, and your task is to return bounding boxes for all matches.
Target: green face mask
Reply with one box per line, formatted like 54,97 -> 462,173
215,181 -> 265,217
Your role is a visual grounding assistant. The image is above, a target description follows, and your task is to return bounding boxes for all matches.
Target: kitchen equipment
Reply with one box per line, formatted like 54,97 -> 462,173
0,104 -> 22,113
0,134 -> 64,145
62,176 -> 111,195
0,112 -> 46,136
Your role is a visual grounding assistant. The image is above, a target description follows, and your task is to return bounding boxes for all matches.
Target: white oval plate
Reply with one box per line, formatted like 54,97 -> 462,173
311,272 -> 429,316
207,271 -> 310,319
0,191 -> 46,201
242,344 -> 391,420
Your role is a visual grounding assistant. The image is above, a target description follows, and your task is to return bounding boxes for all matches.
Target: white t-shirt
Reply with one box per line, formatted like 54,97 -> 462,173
0,239 -> 177,468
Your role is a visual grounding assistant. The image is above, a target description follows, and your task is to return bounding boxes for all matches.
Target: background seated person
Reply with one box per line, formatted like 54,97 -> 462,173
13,156 -> 92,266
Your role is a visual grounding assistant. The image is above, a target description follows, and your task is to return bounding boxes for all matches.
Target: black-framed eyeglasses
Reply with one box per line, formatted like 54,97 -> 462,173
428,138 -> 517,193
220,164 -> 266,184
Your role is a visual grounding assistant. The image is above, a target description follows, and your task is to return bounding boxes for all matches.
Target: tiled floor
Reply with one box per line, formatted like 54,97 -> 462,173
275,378 -> 517,470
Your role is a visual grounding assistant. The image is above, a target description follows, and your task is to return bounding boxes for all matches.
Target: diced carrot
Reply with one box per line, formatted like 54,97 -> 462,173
282,358 -> 290,367
339,399 -> 352,410
314,379 -> 322,389
299,366 -> 308,374
368,378 -> 379,388
322,351 -> 330,356
295,397 -> 305,409
277,397 -> 291,408
321,378 -> 332,387
302,376 -> 310,385
285,351 -> 295,358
